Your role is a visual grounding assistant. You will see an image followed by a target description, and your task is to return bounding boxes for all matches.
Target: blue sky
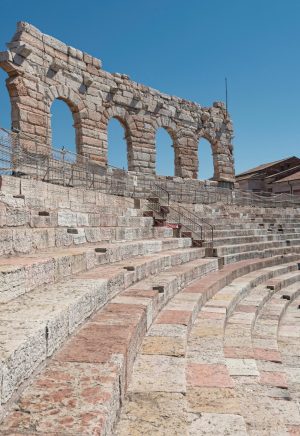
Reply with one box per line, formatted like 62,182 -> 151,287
0,0 -> 299,178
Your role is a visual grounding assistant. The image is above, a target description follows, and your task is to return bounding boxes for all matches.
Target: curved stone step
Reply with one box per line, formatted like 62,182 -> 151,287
223,244 -> 300,264
278,294 -> 300,423
114,256 -> 300,435
0,250 -> 218,428
185,262 -> 300,435
213,227 -> 300,238
215,239 -> 300,257
205,232 -> 300,248
0,245 -> 208,411
252,282 -> 300,395
0,237 -> 192,303
226,280 -> 300,435
0,224 -> 174,257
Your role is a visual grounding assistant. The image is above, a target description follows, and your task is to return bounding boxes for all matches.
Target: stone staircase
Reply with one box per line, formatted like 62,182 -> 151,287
0,175 -> 299,435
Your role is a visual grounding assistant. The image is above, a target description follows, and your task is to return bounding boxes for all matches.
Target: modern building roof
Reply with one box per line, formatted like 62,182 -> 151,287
265,164 -> 300,181
273,170 -> 300,183
236,156 -> 299,178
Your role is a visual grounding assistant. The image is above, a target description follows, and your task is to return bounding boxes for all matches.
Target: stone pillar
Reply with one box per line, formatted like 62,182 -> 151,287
76,113 -> 103,163
175,134 -> 198,179
129,115 -> 156,174
212,141 -> 235,182
7,74 -> 49,153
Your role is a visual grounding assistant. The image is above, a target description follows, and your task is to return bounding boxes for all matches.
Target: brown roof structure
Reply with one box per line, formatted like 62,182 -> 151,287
273,170 -> 300,183
236,156 -> 300,181
237,157 -> 294,177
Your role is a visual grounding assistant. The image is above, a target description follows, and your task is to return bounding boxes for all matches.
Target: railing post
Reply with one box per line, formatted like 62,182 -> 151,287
61,147 -> 66,187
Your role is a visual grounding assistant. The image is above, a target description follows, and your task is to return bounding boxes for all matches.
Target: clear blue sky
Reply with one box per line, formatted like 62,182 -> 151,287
0,0 -> 299,178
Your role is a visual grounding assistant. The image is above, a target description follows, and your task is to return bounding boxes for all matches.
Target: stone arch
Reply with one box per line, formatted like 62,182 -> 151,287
100,105 -> 136,170
196,132 -> 218,180
197,130 -> 226,181
152,116 -> 181,176
155,127 -> 175,176
46,85 -> 87,155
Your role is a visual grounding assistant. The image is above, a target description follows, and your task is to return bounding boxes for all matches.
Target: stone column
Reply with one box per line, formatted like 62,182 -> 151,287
129,115 -> 156,174
175,134 -> 198,179
7,74 -> 49,153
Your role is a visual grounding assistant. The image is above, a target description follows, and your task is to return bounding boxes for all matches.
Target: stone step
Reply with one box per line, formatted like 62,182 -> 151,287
184,267 -> 300,434
2,253 -> 299,434
1,205 -> 148,228
211,221 -> 300,230
0,193 -> 145,228
212,227 -> 300,238
215,238 -> 300,257
115,258 -> 300,435
0,237 -> 193,303
204,232 -> 300,248
0,253 -> 218,427
224,279 -> 300,433
253,282 -> 300,359
225,274 -> 300,358
223,244 -> 300,264
205,261 -> 300,318
278,294 -> 300,410
0,223 -> 174,257
1,176 -> 141,215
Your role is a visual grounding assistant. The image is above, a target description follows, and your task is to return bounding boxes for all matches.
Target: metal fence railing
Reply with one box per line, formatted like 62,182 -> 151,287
0,126 -> 300,208
233,189 -> 300,209
150,184 -> 214,246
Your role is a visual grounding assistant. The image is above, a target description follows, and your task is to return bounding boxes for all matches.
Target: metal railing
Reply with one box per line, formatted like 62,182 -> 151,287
0,127 -> 138,196
169,202 -> 214,247
147,184 -> 214,247
234,189 -> 300,208
165,185 -> 234,205
0,126 -> 300,208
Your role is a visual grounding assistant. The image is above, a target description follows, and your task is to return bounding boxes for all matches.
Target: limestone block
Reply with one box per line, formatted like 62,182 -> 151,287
0,322 -> 47,404
73,228 -> 86,245
101,227 -> 115,241
30,211 -> 58,228
76,212 -> 89,226
85,227 -> 102,243
0,229 -> 13,256
12,229 -> 32,254
0,265 -> 26,303
6,207 -> 29,227
100,214 -> 117,227
57,210 -> 77,227
25,260 -> 56,295
0,176 -> 20,196
65,278 -> 108,333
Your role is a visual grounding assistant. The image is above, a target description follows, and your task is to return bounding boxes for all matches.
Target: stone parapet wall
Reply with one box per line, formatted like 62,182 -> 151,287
0,22 -> 235,183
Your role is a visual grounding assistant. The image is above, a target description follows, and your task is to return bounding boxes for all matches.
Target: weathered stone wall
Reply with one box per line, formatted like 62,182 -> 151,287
0,22 -> 235,183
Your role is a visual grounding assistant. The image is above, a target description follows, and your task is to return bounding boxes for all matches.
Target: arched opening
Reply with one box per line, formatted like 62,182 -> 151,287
156,127 -> 175,176
0,68 -> 11,129
198,137 -> 215,180
50,99 -> 76,156
107,117 -> 128,170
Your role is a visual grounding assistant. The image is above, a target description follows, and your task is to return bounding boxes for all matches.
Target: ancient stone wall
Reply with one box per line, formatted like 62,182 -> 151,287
0,22 -> 235,183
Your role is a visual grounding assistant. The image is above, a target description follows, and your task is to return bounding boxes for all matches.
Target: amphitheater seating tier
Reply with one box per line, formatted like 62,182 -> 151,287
0,175 -> 299,435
